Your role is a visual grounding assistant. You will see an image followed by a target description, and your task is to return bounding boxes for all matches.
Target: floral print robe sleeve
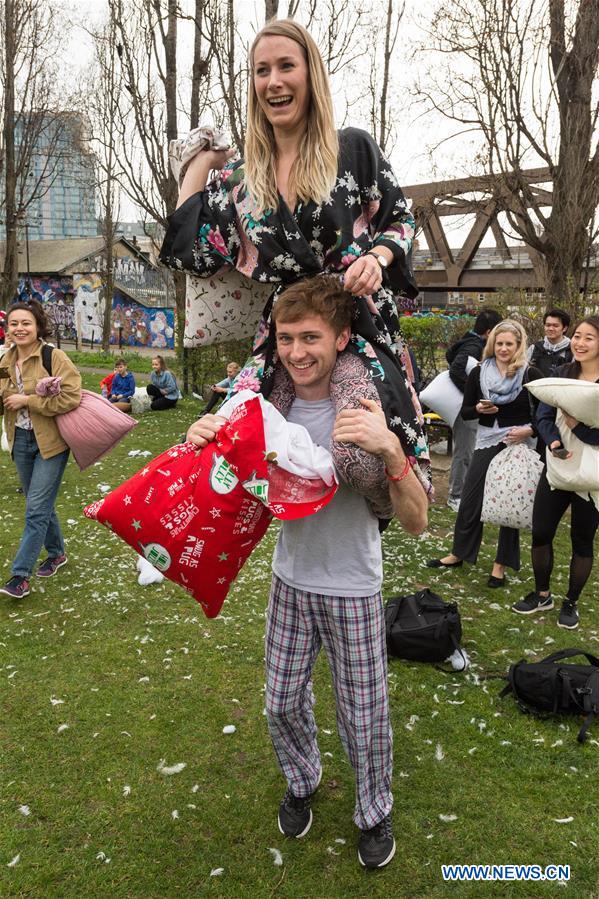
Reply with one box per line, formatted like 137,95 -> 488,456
160,128 -> 432,500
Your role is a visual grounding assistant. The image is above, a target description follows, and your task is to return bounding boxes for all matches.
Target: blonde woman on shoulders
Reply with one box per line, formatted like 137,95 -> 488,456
159,17 -> 431,500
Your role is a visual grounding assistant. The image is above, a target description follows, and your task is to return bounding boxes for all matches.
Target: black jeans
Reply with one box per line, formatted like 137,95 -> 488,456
452,442 -> 521,570
531,470 -> 599,601
147,384 -> 177,411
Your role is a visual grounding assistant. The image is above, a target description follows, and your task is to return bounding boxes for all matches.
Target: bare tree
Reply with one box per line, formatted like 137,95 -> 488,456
190,0 -> 212,130
367,0 -> 403,153
1,0 -> 70,307
202,0 -> 249,152
417,0 -> 599,307
264,0 -> 278,21
85,5 -> 123,351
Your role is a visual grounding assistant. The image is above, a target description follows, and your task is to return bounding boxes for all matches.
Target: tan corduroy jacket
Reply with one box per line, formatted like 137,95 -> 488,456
0,341 -> 82,458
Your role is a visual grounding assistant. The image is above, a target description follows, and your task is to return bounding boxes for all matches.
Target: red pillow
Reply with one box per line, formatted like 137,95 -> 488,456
84,396 -> 336,617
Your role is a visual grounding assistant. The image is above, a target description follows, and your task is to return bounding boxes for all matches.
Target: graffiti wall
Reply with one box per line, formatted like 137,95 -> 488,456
110,290 -> 175,349
16,276 -> 76,339
14,272 -> 174,349
73,272 -> 104,342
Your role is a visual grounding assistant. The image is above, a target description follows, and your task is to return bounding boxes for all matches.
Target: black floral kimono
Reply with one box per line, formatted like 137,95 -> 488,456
160,127 -> 432,497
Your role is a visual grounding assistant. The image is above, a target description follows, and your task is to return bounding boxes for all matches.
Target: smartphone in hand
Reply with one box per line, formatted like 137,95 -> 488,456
552,446 -> 570,460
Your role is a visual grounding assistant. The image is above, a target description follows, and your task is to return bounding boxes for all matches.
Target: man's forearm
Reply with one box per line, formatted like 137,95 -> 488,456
383,443 -> 428,536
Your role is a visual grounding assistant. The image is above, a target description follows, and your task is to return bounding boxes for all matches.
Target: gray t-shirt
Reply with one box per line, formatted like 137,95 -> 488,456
272,397 -> 383,597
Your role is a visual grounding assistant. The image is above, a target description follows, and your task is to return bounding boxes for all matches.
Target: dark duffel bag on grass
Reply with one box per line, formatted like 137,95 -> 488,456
500,648 -> 599,743
384,589 -> 462,663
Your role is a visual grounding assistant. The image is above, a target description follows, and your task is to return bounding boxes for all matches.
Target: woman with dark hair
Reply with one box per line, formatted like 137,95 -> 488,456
0,301 -> 81,598
513,316 -> 599,629
147,355 -> 180,411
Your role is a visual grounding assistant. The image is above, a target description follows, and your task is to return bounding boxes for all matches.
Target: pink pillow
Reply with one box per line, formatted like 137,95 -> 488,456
56,390 -> 137,470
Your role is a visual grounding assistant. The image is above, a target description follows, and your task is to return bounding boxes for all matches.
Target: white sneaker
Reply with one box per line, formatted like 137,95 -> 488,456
447,498 -> 461,512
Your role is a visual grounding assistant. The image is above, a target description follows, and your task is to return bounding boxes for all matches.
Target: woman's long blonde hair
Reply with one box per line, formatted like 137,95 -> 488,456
245,19 -> 338,216
482,320 -> 529,376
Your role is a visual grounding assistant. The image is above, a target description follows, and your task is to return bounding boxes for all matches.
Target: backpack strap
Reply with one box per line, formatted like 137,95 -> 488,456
576,670 -> 599,743
542,648 -> 599,667
500,660 -> 522,699
577,712 -> 596,743
41,343 -> 54,377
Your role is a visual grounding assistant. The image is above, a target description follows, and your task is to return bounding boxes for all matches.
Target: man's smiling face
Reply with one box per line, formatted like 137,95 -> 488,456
275,314 -> 350,401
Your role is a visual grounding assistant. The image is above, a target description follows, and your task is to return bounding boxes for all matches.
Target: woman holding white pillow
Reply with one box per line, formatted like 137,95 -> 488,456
512,316 -> 599,629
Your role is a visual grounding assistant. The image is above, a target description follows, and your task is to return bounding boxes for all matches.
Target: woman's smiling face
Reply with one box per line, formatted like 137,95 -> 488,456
7,309 -> 38,350
253,35 -> 310,135
493,331 -> 519,365
571,322 -> 599,363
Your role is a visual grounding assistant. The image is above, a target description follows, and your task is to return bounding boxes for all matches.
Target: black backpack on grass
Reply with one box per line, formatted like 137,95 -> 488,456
384,589 -> 462,663
500,648 -> 599,743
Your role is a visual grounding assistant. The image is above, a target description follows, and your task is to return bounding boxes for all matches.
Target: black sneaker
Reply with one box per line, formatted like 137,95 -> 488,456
278,788 -> 313,838
358,814 -> 396,869
512,591 -> 554,615
558,599 -> 579,630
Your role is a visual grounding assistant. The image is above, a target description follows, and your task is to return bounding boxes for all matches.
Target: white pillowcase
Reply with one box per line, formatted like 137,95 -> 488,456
419,356 -> 478,427
525,377 -> 599,428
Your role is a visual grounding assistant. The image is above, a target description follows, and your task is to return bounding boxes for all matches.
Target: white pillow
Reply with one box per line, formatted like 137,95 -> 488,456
525,378 -> 599,428
419,356 -> 478,427
184,272 -> 271,348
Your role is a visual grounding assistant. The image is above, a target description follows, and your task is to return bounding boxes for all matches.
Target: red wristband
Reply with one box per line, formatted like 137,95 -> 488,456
385,457 -> 411,482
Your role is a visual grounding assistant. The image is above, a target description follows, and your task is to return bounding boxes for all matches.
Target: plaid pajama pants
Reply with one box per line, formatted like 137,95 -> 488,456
265,575 -> 393,829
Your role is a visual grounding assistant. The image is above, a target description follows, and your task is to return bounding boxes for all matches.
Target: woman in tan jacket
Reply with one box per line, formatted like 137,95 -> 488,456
0,300 -> 81,598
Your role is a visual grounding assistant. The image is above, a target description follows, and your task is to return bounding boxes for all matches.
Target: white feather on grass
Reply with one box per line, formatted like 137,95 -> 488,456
268,848 -> 283,866
156,760 -> 187,775
439,814 -> 458,822
210,868 -> 224,876
7,854 -> 20,868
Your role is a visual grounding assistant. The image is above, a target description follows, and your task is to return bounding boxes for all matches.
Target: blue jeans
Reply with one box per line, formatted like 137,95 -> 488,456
11,428 -> 69,578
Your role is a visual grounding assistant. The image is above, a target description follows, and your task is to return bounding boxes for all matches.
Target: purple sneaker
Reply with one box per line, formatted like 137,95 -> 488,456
0,576 -> 31,598
37,554 -> 68,578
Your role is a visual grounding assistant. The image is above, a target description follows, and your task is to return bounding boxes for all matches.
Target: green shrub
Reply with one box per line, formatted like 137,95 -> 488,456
65,350 -> 162,373
400,315 -> 475,378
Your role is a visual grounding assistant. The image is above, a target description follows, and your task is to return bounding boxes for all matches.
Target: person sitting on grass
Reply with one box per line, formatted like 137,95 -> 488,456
108,358 -> 135,412
196,361 -> 240,414
99,366 -> 117,398
146,355 -> 181,411
185,275 -> 429,870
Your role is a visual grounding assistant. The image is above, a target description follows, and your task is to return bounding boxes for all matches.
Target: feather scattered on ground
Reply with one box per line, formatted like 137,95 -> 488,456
156,760 -> 186,775
267,848 -> 283,866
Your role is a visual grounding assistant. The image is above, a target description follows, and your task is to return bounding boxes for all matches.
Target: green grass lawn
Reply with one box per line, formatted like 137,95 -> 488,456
1,380 -> 598,898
